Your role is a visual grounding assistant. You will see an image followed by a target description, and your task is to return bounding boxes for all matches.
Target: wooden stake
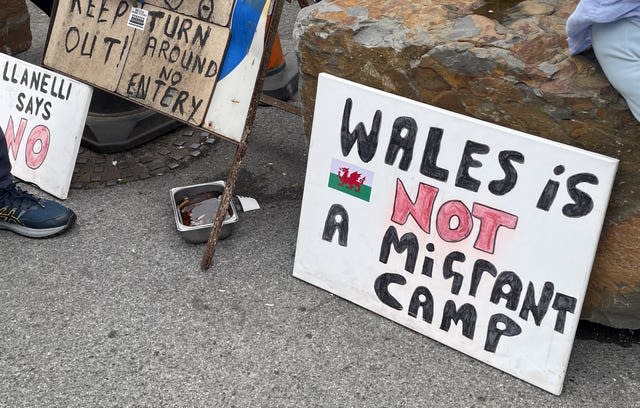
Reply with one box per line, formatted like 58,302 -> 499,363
201,0 -> 287,270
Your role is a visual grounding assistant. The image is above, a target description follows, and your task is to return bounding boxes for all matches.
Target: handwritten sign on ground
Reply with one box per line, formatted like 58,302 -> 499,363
144,0 -> 235,27
116,4 -> 229,124
293,74 -> 618,395
44,0 -> 230,127
44,0 -> 137,90
0,53 -> 92,199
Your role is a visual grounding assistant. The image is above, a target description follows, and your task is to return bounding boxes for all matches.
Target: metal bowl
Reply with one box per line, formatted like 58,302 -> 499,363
170,181 -> 239,243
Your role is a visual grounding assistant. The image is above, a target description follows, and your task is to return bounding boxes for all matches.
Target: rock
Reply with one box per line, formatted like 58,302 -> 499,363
294,0 -> 640,328
0,0 -> 32,55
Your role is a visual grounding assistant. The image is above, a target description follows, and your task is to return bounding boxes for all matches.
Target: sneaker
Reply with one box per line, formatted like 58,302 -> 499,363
0,182 -> 76,238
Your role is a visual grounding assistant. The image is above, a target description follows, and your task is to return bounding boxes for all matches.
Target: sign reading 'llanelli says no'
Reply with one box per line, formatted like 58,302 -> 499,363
293,74 -> 618,395
0,53 -> 92,199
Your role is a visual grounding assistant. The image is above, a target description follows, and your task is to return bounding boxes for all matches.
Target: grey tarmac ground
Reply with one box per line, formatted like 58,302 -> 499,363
1,2 -> 638,407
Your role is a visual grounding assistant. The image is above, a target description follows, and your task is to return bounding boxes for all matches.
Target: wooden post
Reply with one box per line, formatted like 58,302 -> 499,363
200,0 -> 287,270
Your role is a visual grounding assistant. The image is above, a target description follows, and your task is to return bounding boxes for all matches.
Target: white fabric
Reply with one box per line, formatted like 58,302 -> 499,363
591,18 -> 640,121
566,0 -> 640,55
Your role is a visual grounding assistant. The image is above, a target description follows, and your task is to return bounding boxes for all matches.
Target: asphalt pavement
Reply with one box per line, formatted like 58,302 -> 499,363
1,2 -> 638,407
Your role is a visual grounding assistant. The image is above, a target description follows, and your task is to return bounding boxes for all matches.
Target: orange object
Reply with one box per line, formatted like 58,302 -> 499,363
262,14 -> 300,101
267,33 -> 286,71
265,15 -> 286,71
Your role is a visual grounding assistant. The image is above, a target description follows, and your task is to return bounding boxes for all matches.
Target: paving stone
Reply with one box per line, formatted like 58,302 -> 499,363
149,161 -> 166,171
70,125 -> 219,188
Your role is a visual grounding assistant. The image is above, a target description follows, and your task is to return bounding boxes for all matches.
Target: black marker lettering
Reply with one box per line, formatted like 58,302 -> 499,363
113,1 -> 130,26
97,0 -> 109,23
456,140 -> 489,192
440,300 -> 477,339
379,226 -> 419,274
193,25 -> 211,48
322,204 -> 349,246
421,243 -> 435,277
408,286 -> 434,323
87,0 -> 96,17
490,271 -> 522,311
15,93 -> 25,111
103,37 -> 121,63
489,150 -> 524,196
536,165 -> 564,211
341,98 -> 381,163
485,314 -> 521,353
519,282 -> 554,326
70,0 -> 82,14
374,273 -> 406,311
385,116 -> 417,171
419,127 -> 449,182
65,27 -> 80,53
562,173 -> 598,218
469,259 -> 497,297
552,293 -> 577,334
186,97 -> 203,122
443,251 -> 465,295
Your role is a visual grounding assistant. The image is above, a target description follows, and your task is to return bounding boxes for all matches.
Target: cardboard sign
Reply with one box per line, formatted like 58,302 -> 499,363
44,0 -> 137,91
116,4 -> 229,124
144,0 -> 235,27
44,0 -> 270,141
0,53 -> 92,199
293,74 -> 618,395
44,0 -> 231,126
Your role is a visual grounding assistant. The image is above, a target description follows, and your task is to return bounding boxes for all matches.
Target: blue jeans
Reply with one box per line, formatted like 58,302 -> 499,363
0,128 -> 11,189
30,0 -> 53,15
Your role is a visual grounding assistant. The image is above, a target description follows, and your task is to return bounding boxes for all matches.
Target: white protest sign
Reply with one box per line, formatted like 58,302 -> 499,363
293,74 -> 618,395
1,53 -> 92,199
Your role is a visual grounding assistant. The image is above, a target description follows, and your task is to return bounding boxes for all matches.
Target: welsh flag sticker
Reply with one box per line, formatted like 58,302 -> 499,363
328,159 -> 374,202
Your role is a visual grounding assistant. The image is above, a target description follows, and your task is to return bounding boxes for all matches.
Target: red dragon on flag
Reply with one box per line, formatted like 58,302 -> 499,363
338,167 -> 366,192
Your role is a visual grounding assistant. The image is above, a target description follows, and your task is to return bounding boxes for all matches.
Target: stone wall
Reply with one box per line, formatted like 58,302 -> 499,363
294,0 -> 640,328
0,0 -> 32,55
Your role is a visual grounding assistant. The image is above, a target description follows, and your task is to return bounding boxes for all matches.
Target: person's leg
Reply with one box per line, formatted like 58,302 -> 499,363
591,18 -> 640,122
0,129 -> 76,238
29,0 -> 53,16
0,1 -> 77,238
0,128 -> 12,189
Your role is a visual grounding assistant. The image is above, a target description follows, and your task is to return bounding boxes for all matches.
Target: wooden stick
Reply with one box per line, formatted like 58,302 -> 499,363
201,0 -> 287,270
260,94 -> 302,116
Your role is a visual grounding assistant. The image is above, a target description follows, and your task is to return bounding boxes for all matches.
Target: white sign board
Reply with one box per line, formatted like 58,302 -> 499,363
293,74 -> 618,395
1,53 -> 92,199
203,0 -> 271,142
